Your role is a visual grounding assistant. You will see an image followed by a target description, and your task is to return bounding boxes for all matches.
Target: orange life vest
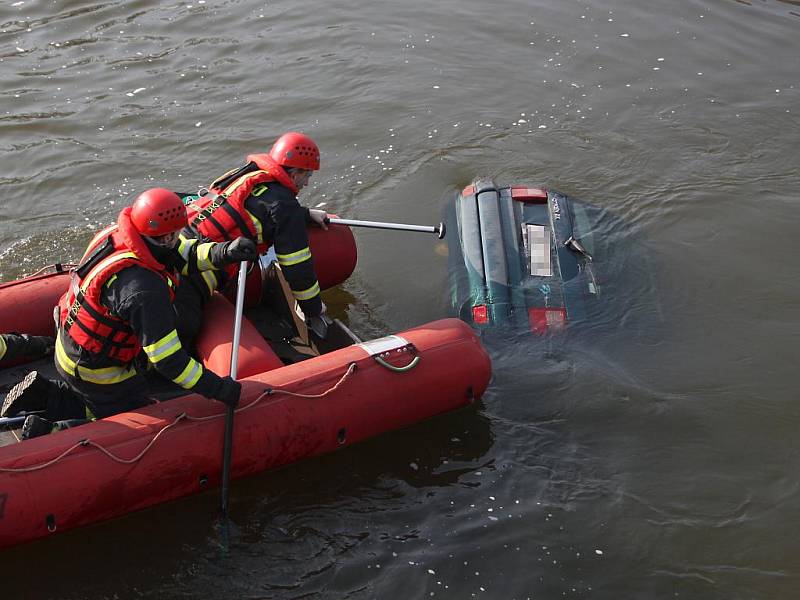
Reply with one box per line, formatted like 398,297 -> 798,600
185,153 -> 298,255
58,207 -> 178,362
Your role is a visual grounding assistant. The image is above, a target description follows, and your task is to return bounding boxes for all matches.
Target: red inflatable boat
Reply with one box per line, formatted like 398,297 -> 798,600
0,224 -> 491,550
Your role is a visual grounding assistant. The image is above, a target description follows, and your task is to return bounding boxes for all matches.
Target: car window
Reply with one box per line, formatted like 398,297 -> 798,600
569,202 -> 599,256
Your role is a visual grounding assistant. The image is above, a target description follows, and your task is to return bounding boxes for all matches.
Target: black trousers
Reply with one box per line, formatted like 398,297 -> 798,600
51,363 -> 152,420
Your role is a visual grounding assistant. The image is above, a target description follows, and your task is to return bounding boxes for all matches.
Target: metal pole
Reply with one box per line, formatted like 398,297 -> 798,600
220,260 -> 248,516
229,260 -> 248,381
326,217 -> 446,239
0,415 -> 26,429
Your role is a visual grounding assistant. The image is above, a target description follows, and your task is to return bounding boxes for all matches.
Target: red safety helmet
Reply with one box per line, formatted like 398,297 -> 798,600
268,132 -> 320,171
130,188 -> 187,236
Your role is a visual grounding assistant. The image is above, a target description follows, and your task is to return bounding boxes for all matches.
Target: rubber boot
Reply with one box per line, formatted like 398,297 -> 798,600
20,414 -> 54,440
1,371 -> 51,417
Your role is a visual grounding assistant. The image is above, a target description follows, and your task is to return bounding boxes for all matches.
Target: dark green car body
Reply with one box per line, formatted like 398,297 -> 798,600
446,179 -> 610,333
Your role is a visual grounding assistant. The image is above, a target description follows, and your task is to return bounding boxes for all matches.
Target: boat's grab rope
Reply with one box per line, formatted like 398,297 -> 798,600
0,362 -> 357,473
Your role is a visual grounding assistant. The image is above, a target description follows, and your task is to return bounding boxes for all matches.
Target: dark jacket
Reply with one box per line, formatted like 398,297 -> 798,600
244,182 -> 322,317
0,333 -> 52,368
182,164 -> 323,317
55,237 -> 233,402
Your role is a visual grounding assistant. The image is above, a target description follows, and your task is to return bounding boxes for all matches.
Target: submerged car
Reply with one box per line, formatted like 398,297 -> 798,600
445,178 -> 618,334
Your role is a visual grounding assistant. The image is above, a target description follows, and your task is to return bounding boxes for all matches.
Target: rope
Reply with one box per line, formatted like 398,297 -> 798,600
28,263 -> 76,277
81,414 -> 188,465
0,363 -> 357,473
256,362 -> 356,400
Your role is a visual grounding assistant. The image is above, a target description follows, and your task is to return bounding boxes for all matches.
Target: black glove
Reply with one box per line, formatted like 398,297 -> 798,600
307,315 -> 329,340
214,376 -> 241,409
223,237 -> 257,264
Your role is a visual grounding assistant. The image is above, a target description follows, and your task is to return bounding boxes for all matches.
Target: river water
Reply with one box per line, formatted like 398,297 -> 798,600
1,0 -> 799,598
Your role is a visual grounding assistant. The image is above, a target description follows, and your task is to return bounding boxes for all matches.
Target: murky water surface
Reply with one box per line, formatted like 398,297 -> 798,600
1,0 -> 799,598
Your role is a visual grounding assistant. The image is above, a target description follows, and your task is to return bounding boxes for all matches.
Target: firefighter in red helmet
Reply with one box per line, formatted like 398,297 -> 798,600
1,188 -> 257,438
176,132 -> 328,347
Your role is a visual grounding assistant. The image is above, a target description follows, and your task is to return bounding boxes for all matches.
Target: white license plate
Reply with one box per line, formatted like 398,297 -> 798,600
524,224 -> 552,276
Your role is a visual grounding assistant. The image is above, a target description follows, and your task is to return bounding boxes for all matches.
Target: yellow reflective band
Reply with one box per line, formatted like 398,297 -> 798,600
251,183 -> 269,196
82,251 -> 138,292
54,335 -> 74,374
196,242 -> 215,271
277,247 -> 312,267
174,358 -> 203,389
292,281 -> 321,301
178,236 -> 197,262
245,209 -> 263,242
178,237 -> 216,272
225,171 -> 265,196
0,335 -> 7,361
55,332 -> 137,385
201,270 -> 218,294
143,329 -> 182,363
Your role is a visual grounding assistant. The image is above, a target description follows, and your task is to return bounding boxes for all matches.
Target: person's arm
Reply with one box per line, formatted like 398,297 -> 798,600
270,196 -> 323,317
175,235 -> 256,275
305,207 -> 328,229
0,333 -> 53,366
112,269 -> 240,406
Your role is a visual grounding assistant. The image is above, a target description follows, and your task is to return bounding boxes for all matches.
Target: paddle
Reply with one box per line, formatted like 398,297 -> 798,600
219,260 -> 248,517
324,217 -> 446,239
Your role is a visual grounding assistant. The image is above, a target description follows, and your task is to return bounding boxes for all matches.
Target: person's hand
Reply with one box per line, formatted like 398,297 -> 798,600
223,237 -> 257,264
309,208 -> 328,230
307,315 -> 329,339
214,376 -> 241,409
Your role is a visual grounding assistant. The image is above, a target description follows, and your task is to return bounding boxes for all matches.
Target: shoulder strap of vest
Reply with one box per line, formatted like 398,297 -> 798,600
81,224 -> 118,261
75,236 -> 116,280
210,162 -> 259,193
191,184 -> 260,241
246,153 -> 298,194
